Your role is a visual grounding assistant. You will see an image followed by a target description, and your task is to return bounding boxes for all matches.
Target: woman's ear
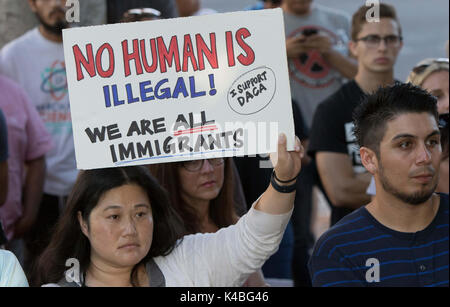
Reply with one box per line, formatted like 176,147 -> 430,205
360,146 -> 378,175
77,211 -> 89,237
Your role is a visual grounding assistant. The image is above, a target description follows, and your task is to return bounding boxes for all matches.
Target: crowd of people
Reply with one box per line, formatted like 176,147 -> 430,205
0,0 -> 448,287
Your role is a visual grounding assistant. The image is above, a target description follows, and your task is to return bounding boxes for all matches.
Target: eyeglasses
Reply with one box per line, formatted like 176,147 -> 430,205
181,158 -> 225,172
355,35 -> 403,48
412,58 -> 449,75
439,113 -> 449,129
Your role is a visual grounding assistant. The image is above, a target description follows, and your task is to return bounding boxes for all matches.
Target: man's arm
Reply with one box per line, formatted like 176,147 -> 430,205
13,156 -> 46,239
316,152 -> 371,209
0,161 -> 7,206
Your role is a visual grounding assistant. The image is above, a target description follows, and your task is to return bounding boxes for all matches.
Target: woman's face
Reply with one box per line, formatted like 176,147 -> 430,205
422,70 -> 449,114
178,159 -> 225,205
79,184 -> 154,268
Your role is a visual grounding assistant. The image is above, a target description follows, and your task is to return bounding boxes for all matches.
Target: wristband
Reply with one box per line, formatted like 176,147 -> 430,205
270,171 -> 297,193
273,170 -> 298,184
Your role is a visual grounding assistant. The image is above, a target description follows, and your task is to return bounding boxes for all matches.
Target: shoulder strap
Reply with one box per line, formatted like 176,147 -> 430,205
146,258 -> 166,287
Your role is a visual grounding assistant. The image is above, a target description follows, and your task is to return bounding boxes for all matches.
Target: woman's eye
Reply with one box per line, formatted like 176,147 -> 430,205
136,212 -> 147,218
108,215 -> 119,220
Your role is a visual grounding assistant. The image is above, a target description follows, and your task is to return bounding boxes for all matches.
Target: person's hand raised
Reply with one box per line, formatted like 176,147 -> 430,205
270,134 -> 304,183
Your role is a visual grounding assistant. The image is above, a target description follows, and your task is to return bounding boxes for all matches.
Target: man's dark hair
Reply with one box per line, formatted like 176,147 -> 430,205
351,3 -> 402,41
353,83 -> 439,155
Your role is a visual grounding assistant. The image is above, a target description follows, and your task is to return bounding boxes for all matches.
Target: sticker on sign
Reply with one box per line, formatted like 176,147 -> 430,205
228,66 -> 276,115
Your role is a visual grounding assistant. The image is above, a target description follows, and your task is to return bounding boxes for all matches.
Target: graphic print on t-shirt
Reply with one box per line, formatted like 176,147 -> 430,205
288,25 -> 344,89
40,60 -> 68,101
38,60 -> 71,135
345,121 -> 365,173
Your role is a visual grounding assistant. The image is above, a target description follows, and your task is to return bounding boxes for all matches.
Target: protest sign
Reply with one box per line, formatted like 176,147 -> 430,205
63,8 -> 295,169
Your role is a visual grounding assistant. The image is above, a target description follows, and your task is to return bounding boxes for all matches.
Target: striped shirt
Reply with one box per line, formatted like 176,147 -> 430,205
308,193 -> 449,287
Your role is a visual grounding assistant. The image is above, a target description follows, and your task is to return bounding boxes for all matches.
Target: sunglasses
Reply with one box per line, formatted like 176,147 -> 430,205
125,8 -> 161,18
412,58 -> 449,75
439,113 -> 449,129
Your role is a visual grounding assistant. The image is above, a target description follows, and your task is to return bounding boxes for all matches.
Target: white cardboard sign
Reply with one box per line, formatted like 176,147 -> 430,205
63,8 -> 295,170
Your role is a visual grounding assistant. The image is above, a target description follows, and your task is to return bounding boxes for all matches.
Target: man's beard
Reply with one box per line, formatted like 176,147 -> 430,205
35,11 -> 68,36
379,163 -> 437,205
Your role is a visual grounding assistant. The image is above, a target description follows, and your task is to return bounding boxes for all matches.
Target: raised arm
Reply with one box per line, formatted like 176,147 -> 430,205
163,134 -> 304,286
254,134 -> 304,214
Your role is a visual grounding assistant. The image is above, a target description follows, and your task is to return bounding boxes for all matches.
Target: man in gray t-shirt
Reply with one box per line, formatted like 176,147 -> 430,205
282,0 -> 357,127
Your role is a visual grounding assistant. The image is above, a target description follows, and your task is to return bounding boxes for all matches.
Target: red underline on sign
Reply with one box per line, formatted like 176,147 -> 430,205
173,125 -> 218,136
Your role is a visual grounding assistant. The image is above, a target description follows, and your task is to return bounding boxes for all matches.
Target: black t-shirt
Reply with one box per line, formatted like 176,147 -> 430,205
308,80 -> 366,225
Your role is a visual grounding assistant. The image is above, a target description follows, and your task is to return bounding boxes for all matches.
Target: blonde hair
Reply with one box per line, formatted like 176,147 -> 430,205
406,58 -> 449,86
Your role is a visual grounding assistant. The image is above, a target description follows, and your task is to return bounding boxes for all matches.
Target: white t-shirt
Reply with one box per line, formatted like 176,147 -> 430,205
0,28 -> 78,196
0,250 -> 29,287
283,4 -> 351,127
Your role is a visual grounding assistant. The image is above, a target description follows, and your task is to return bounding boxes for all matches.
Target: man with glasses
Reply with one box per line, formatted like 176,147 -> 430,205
0,0 -> 77,276
308,3 -> 403,226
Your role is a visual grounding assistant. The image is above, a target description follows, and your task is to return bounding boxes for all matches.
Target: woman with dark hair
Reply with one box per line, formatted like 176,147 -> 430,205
149,158 -> 238,235
34,135 -> 304,287
149,157 -> 267,286
33,166 -> 185,287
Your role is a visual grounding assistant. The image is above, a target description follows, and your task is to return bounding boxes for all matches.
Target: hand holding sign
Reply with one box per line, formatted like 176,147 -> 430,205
271,134 -> 304,183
